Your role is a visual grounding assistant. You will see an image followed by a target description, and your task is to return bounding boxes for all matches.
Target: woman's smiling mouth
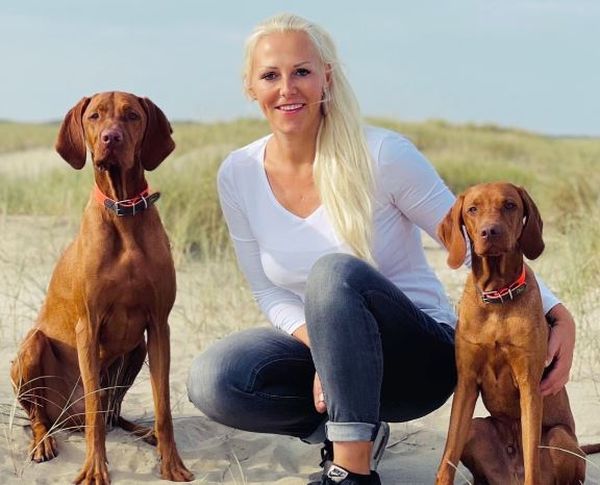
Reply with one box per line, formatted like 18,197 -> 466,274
277,103 -> 305,112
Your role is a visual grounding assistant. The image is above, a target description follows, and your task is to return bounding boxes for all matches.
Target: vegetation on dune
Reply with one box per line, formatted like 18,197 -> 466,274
0,119 -> 598,334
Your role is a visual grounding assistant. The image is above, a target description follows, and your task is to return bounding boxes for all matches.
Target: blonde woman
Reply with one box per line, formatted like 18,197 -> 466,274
187,13 -> 576,485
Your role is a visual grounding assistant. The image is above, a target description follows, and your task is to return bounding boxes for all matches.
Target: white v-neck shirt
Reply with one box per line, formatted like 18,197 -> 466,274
217,126 -> 559,334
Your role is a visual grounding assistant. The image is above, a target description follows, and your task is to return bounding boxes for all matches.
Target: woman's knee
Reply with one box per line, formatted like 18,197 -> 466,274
186,349 -> 230,419
305,253 -> 368,312
187,327 -> 308,421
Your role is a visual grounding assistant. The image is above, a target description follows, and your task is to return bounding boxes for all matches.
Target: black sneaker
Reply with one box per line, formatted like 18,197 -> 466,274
320,462 -> 381,484
308,422 -> 390,485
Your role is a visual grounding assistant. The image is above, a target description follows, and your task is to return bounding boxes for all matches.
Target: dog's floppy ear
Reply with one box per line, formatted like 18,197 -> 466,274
138,97 -> 175,171
55,97 -> 91,169
517,186 -> 544,260
437,194 -> 467,269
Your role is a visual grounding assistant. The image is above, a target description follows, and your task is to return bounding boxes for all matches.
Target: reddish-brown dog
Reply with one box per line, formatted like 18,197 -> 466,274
10,92 -> 193,484
435,183 -> 586,485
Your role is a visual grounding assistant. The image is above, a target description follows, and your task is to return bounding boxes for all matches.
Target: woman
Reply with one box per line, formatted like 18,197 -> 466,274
187,13 -> 576,485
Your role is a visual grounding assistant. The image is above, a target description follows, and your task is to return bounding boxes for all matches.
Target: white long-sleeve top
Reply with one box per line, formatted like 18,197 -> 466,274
217,126 -> 560,334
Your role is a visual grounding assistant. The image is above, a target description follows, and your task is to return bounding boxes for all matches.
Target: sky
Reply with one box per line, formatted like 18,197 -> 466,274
1,0 -> 599,136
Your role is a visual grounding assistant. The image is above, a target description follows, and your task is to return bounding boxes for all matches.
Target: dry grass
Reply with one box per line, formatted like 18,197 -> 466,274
3,118 -> 597,365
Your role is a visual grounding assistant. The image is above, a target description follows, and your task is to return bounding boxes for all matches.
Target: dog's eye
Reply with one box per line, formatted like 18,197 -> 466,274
88,112 -> 100,120
467,206 -> 478,214
127,111 -> 140,121
504,201 -> 517,210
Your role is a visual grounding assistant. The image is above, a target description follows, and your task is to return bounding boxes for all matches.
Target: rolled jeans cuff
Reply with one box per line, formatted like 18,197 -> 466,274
326,421 -> 377,442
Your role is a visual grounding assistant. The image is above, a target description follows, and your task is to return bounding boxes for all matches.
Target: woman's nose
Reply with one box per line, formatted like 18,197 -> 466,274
280,75 -> 297,97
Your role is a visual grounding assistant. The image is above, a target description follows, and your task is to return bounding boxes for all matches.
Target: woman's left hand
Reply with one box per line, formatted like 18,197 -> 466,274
540,303 -> 576,396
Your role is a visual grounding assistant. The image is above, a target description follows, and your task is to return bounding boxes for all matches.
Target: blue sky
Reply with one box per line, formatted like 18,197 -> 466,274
1,0 -> 598,136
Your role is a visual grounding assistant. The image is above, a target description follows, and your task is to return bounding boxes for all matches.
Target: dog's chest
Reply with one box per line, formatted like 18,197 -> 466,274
87,248 -> 175,353
459,308 -> 547,418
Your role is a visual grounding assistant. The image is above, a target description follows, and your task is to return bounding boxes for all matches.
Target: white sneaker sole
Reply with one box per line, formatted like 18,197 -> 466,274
370,422 -> 390,471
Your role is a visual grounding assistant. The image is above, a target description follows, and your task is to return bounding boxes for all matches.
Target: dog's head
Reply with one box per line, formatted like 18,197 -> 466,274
437,182 -> 544,268
55,91 -> 175,172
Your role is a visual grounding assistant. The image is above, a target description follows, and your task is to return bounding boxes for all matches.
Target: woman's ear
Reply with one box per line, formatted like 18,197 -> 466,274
245,80 -> 256,100
324,63 -> 332,87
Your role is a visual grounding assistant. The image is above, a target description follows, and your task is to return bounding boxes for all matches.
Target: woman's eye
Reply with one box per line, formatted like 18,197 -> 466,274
260,72 -> 277,81
295,68 -> 310,77
88,112 -> 100,120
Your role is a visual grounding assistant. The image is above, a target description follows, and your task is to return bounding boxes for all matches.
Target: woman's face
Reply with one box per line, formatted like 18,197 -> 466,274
248,31 -> 329,138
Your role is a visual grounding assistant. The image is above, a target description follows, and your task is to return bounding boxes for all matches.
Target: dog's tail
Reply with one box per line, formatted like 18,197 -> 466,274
581,443 -> 600,455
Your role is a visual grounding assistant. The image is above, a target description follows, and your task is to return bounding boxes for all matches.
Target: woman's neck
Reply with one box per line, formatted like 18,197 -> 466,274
268,125 -> 320,169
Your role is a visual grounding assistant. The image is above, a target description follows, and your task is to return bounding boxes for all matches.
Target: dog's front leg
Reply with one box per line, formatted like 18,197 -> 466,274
436,337 -> 481,485
513,356 -> 544,485
436,376 -> 479,484
74,317 -> 110,485
147,319 -> 194,482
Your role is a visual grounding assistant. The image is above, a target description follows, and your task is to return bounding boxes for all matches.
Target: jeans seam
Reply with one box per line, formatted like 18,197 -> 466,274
253,390 -> 314,401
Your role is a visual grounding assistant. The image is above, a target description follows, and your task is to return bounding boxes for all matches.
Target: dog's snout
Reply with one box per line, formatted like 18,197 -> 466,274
480,224 -> 501,240
101,128 -> 123,146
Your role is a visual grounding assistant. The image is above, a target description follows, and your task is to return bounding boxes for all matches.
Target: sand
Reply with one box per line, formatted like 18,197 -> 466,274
0,215 -> 599,484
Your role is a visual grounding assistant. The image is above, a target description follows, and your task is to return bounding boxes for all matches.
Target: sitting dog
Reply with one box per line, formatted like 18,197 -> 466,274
435,182 -> 587,485
10,92 -> 194,484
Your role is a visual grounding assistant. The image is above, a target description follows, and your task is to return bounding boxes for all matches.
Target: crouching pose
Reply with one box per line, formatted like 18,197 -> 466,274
187,14 -> 576,485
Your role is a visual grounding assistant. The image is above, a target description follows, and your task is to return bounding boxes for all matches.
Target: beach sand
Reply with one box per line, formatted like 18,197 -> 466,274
1,216 -> 598,484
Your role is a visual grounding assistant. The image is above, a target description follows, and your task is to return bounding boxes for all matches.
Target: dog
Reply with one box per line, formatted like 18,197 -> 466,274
435,182 -> 588,485
10,92 -> 194,484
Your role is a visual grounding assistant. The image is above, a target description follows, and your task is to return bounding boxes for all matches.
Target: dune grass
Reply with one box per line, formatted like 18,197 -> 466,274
2,118 -> 598,253
0,118 -> 598,370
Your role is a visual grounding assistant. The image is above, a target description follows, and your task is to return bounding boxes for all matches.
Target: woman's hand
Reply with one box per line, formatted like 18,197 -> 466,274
292,325 -> 327,413
313,372 -> 327,413
540,304 -> 576,396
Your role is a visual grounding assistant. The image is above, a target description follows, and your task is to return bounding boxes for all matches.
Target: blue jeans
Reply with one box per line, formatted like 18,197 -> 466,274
187,253 -> 456,442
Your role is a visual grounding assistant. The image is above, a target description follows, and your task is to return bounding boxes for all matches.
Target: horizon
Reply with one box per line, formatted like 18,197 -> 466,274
1,116 -> 598,141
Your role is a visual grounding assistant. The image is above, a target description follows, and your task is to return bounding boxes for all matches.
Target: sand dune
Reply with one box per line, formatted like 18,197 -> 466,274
1,216 -> 598,484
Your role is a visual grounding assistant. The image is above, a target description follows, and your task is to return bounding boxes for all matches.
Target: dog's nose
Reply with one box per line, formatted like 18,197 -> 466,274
481,225 -> 502,240
101,128 -> 123,146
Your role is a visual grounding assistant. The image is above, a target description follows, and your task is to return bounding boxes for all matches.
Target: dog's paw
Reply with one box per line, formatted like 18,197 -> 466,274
160,452 -> 194,482
30,435 -> 58,462
73,456 -> 111,485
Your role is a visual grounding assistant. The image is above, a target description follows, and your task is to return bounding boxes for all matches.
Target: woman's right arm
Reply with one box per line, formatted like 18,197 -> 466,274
217,157 -> 306,335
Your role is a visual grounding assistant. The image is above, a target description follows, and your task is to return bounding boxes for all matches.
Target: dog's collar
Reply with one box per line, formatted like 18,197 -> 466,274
94,183 -> 160,217
480,266 -> 527,304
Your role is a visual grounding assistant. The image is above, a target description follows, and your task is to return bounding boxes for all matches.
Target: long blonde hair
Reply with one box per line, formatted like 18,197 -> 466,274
243,13 -> 376,264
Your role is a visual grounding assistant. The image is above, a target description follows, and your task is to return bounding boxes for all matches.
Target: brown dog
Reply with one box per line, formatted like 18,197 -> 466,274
435,183 -> 586,485
10,92 -> 193,484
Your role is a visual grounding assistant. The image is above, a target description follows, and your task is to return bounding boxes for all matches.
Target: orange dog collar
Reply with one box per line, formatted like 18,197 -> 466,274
480,266 -> 527,304
94,183 -> 160,217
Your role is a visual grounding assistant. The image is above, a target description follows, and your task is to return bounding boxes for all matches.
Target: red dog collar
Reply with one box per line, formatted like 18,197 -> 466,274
480,267 -> 527,304
94,183 -> 160,217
